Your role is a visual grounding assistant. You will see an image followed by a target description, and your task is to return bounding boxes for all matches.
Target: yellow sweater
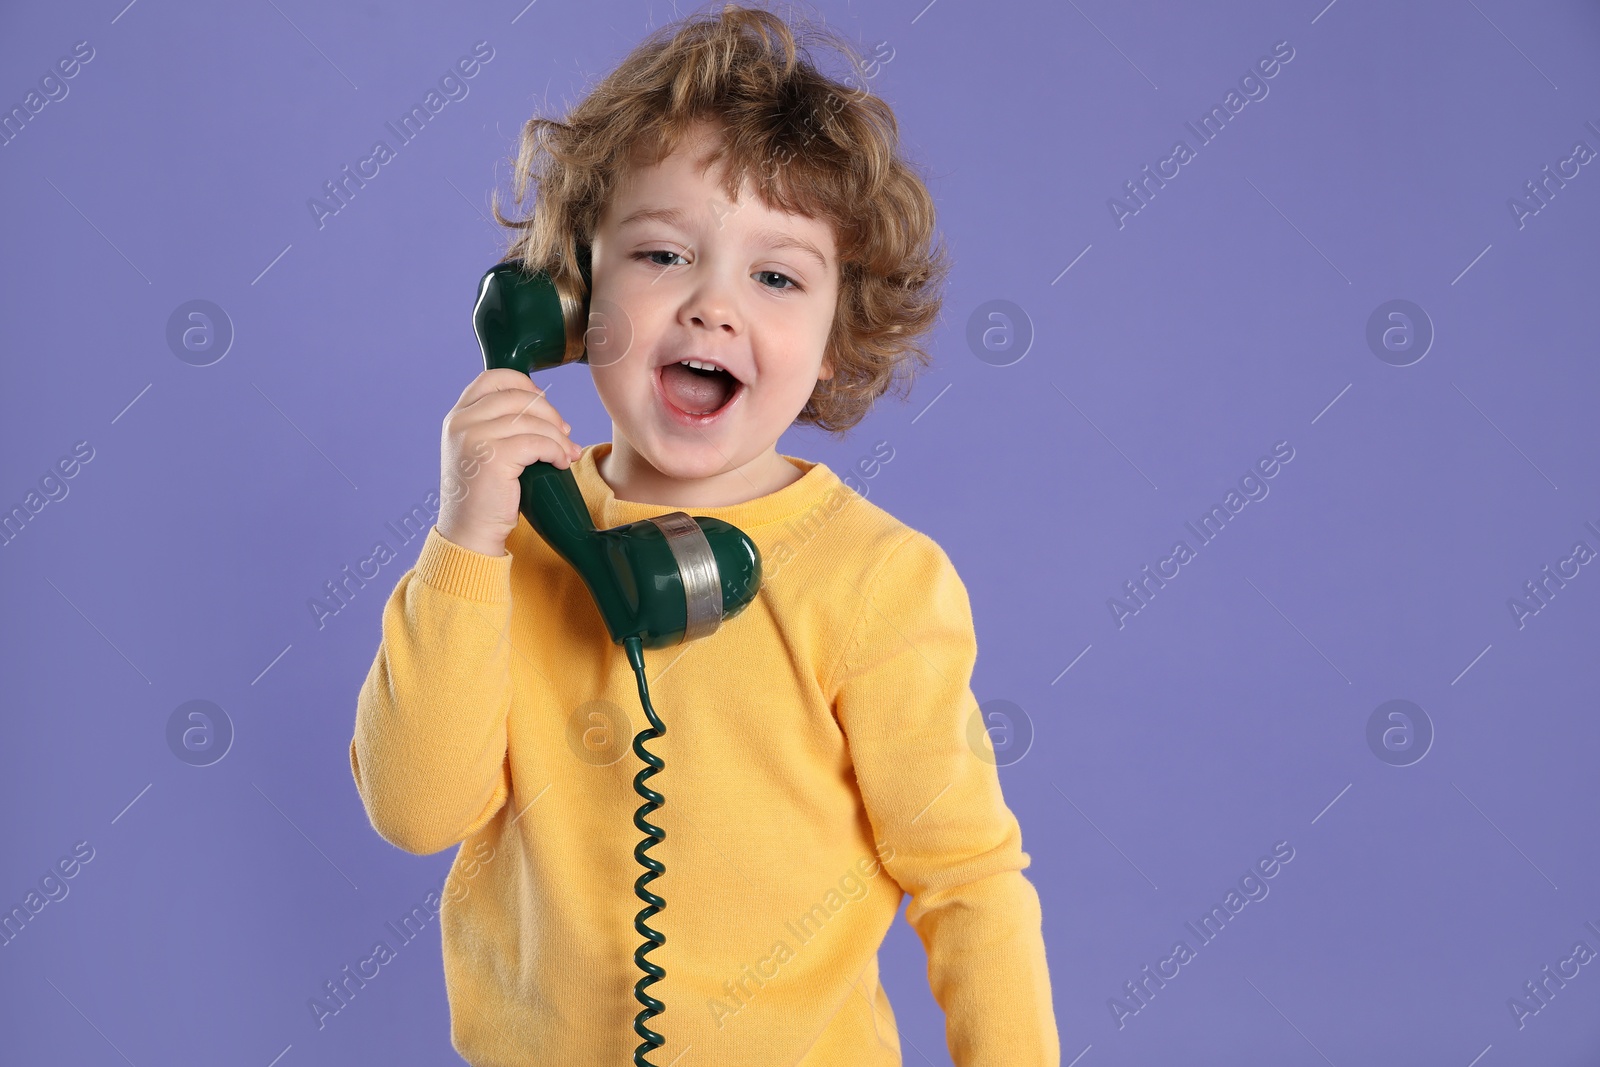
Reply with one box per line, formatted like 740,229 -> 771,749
350,441 -> 1059,1066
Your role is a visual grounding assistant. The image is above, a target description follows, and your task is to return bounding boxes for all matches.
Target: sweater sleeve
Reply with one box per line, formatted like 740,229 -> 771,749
350,525 -> 516,855
830,531 -> 1060,1067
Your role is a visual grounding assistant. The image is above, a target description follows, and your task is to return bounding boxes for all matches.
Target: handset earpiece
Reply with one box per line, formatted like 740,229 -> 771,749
471,257 -> 764,1066
470,258 -> 763,649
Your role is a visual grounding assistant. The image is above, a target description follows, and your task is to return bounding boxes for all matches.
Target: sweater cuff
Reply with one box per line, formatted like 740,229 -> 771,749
414,526 -> 513,603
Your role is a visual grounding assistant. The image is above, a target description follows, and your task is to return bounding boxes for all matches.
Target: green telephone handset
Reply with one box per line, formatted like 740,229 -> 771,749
472,255 -> 763,1065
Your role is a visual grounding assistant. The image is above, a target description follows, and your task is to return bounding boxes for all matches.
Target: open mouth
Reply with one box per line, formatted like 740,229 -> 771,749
656,359 -> 744,423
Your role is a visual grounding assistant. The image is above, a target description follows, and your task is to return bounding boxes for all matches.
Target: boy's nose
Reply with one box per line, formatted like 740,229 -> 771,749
679,271 -> 741,335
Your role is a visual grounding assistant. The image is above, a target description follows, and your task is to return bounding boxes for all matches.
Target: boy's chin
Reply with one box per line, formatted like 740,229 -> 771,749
615,418 -> 769,481
638,437 -> 748,480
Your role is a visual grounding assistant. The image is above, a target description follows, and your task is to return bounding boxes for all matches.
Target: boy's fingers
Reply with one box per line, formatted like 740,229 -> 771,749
478,412 -> 581,458
480,384 -> 565,427
454,372 -> 568,428
453,367 -> 543,409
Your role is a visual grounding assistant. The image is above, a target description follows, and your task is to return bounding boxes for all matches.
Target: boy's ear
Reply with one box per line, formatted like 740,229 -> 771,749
818,351 -> 835,381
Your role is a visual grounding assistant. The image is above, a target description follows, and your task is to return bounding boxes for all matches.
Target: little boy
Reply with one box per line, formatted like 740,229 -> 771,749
351,5 -> 1059,1064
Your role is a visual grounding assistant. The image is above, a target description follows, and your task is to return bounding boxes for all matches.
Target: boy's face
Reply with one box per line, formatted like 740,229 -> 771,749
586,122 -> 840,484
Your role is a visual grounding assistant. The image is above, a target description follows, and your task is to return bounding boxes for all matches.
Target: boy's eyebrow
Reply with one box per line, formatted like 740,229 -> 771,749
616,206 -> 688,231
750,226 -> 829,271
615,205 -> 829,270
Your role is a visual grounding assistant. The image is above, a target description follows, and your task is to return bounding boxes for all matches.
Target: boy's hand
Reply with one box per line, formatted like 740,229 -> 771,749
436,368 -> 582,558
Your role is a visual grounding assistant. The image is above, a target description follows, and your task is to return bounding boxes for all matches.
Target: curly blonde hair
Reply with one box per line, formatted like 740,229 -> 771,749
491,1 -> 951,433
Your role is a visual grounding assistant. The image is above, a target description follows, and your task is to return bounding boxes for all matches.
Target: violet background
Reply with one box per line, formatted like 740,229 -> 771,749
2,1 -> 1599,1064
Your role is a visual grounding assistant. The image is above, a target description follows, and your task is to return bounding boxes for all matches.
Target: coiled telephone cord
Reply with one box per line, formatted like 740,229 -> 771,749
623,636 -> 667,1066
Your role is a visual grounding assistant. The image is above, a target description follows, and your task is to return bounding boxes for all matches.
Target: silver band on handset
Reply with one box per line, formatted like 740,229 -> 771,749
646,512 -> 723,644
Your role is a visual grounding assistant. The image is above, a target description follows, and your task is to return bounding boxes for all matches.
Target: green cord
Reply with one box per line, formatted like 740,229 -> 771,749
624,635 -> 667,1066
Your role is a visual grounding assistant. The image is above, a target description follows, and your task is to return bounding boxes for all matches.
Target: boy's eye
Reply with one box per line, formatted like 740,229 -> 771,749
756,270 -> 800,292
634,250 -> 686,268
631,251 -> 802,292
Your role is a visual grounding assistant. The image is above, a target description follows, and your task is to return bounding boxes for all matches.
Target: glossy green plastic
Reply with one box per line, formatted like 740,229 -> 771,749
471,259 -> 762,649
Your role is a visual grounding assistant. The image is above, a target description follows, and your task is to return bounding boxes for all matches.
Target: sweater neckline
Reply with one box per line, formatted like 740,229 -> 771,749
571,441 -> 837,530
